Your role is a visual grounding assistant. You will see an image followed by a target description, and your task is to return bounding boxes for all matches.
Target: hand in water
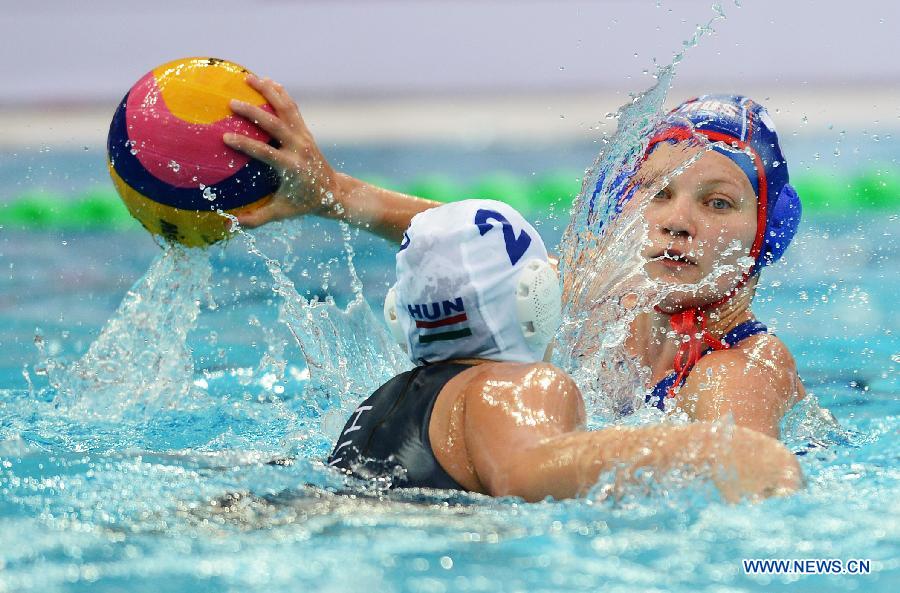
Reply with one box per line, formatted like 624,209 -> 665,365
223,75 -> 340,229
712,425 -> 803,502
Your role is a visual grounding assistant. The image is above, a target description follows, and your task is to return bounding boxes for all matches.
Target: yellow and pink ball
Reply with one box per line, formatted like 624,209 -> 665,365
107,57 -> 277,246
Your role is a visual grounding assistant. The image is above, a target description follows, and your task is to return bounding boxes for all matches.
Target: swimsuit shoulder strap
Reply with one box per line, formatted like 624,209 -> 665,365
719,319 -> 769,348
645,319 -> 769,411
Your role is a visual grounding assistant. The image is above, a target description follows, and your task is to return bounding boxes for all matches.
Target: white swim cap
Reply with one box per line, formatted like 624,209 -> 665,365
384,199 -> 561,364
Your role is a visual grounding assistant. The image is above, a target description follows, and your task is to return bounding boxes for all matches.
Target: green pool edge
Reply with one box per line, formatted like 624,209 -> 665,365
1,170 -> 897,231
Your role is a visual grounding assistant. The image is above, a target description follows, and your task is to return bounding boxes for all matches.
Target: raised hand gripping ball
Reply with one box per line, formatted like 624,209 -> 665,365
107,57 -> 278,246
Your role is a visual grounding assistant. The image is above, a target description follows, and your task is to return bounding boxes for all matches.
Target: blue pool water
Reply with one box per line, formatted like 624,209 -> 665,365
0,138 -> 898,592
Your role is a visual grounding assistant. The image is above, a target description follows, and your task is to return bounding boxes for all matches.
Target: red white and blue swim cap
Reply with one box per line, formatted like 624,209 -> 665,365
649,94 -> 802,274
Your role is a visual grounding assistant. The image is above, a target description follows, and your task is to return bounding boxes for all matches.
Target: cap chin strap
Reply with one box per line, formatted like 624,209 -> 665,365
656,271 -> 756,398
666,308 -> 729,397
383,258 -> 561,362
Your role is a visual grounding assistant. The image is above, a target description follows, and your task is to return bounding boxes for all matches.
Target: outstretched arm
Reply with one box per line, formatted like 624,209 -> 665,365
463,363 -> 802,503
224,76 -> 439,243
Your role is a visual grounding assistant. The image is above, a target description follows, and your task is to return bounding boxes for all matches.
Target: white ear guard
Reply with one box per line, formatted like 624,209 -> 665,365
515,258 -> 562,351
383,286 -> 408,353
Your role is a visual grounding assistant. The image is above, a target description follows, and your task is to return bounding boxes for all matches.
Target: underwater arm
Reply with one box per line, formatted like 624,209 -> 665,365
463,364 -> 801,502
224,76 -> 439,243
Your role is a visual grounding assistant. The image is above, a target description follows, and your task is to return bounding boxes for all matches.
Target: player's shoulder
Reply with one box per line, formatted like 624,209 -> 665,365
461,361 -> 585,429
691,331 -> 801,399
461,361 -> 581,411
468,361 -> 577,390
700,331 -> 796,371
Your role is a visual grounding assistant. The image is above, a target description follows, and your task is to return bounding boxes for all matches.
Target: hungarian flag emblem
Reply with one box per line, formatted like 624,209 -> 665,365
407,297 -> 472,343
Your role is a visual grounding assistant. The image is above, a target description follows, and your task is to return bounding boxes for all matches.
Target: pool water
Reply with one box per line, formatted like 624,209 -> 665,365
0,207 -> 896,592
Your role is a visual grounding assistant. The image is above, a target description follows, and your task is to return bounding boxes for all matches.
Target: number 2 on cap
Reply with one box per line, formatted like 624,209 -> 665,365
474,209 -> 532,266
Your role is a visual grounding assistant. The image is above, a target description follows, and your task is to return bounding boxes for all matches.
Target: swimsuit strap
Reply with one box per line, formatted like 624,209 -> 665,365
646,319 -> 769,411
720,319 -> 769,348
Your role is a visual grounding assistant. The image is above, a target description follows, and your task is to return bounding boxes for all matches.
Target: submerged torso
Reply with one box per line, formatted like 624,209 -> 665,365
327,362 -> 475,490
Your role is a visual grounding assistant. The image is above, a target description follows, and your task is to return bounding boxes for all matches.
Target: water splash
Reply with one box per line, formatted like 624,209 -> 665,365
555,69 -> 672,421
781,394 -> 858,452
226,213 -> 408,444
554,5 -> 731,422
44,246 -> 213,420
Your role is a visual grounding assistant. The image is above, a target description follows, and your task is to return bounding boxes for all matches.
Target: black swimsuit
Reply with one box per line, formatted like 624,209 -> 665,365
327,362 -> 472,491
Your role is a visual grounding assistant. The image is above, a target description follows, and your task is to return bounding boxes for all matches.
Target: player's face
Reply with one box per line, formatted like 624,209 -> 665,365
639,142 -> 758,310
